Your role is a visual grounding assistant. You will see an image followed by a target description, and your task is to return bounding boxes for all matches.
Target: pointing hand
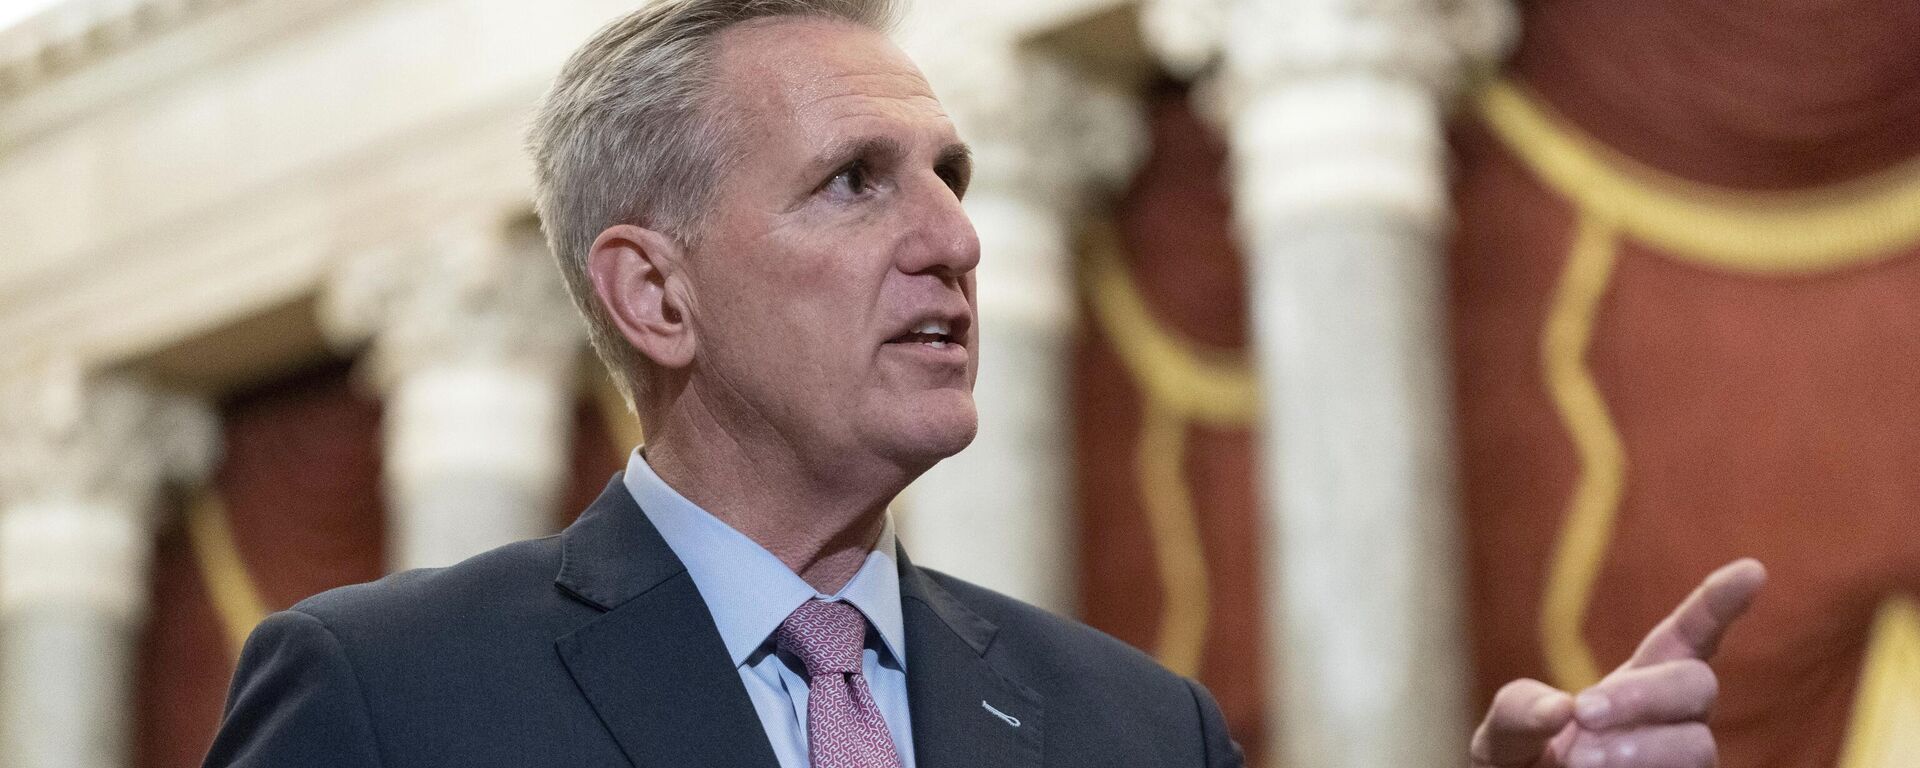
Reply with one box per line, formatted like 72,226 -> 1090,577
1470,559 -> 1767,768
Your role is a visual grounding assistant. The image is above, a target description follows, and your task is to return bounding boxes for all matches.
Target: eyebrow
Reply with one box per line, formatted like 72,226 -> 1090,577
805,136 -> 974,185
937,141 -> 974,193
809,135 -> 908,178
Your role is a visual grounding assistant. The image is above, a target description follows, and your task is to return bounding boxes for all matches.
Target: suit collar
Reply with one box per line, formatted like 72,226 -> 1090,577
554,476 -> 1043,768
896,547 -> 997,655
553,475 -> 781,768
554,475 -> 685,611
620,450 -> 910,670
897,548 -> 1044,768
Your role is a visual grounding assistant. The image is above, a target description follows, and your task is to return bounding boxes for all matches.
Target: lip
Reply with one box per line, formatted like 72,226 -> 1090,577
880,338 -> 970,366
883,306 -> 972,350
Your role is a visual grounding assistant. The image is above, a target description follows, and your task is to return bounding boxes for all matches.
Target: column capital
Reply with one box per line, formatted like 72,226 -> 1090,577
322,222 -> 585,392
1216,0 -> 1516,229
0,359 -> 219,510
0,359 -> 218,619
1217,0 -> 1516,99
1143,0 -> 1517,92
1141,0 -> 1229,80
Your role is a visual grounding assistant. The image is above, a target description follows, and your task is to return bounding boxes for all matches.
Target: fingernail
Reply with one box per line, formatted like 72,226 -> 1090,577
1575,691 -> 1612,725
1570,744 -> 1607,768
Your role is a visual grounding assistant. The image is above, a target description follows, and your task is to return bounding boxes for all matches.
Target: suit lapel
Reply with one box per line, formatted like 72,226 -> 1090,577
552,477 -> 780,768
900,552 -> 1044,768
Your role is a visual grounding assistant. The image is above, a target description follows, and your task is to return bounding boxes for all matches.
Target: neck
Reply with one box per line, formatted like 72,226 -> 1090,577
639,384 -> 906,594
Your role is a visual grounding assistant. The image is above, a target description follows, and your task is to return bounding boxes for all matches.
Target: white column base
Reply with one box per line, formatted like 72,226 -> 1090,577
385,363 -> 572,570
0,500 -> 149,768
1250,214 -> 1469,767
1,609 -> 136,768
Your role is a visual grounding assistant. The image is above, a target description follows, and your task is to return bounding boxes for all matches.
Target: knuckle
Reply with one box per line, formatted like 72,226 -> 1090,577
1613,678 -> 1651,712
1671,660 -> 1718,713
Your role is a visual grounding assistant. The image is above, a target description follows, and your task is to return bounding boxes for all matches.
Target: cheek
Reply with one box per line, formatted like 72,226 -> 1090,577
699,223 -> 890,380
775,253 -> 885,342
713,265 -> 877,386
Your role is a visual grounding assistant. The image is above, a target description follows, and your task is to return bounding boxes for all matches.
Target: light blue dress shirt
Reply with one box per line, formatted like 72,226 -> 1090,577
622,450 -> 916,768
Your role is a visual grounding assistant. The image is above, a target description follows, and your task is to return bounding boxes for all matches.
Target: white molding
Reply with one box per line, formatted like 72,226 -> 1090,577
0,89 -> 540,369
0,0 -> 1152,374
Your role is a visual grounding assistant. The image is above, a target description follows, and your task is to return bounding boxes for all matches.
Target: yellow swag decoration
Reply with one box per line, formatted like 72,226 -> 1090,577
1476,79 -> 1920,767
1081,222 -> 1258,677
188,489 -> 273,658
1841,596 -> 1920,768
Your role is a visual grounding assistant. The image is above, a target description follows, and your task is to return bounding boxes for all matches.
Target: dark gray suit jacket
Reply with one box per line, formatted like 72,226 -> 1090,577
204,476 -> 1244,767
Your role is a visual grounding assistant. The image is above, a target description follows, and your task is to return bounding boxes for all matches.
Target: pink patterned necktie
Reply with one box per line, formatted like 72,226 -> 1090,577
776,599 -> 904,768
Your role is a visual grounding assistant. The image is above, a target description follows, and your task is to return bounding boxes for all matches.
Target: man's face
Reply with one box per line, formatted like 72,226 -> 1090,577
683,17 -> 980,476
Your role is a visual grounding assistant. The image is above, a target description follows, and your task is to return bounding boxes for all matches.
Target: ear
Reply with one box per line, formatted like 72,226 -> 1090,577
587,224 -> 697,371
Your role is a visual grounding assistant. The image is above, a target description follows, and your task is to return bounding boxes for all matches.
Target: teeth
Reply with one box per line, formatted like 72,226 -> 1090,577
913,320 -> 951,336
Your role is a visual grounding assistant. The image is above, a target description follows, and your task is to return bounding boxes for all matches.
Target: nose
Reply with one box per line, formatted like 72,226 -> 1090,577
896,173 -> 981,280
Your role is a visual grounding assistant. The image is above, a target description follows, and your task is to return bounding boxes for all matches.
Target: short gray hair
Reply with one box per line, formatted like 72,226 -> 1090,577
528,0 -> 901,411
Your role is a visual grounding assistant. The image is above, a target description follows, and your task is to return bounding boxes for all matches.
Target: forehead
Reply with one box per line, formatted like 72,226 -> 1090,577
711,17 -> 954,145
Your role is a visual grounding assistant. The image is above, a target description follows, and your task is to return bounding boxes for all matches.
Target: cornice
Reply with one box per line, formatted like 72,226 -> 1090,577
0,0 -> 236,97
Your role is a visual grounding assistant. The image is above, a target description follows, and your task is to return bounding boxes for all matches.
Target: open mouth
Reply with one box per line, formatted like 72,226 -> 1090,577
887,318 -> 961,349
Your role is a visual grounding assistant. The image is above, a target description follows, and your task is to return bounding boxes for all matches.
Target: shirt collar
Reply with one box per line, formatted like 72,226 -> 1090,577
621,449 -> 907,670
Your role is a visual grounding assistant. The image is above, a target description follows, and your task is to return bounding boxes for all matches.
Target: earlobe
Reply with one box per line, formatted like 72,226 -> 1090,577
586,224 -> 697,370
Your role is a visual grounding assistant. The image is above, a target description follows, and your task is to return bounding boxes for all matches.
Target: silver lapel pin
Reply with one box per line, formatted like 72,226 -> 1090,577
980,700 -> 1021,727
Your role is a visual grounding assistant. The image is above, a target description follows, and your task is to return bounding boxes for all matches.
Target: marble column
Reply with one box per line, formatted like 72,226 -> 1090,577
1208,0 -> 1514,764
0,362 -> 219,768
898,28 -> 1145,616
324,222 -> 585,571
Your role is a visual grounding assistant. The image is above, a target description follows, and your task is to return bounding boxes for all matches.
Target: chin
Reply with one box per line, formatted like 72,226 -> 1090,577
869,390 -> 978,468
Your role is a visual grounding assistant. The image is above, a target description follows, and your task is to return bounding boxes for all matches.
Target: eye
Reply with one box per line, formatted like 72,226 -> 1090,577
823,161 -> 875,199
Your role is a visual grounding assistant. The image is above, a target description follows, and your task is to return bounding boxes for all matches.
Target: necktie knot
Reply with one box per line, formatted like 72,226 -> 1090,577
777,599 -> 867,677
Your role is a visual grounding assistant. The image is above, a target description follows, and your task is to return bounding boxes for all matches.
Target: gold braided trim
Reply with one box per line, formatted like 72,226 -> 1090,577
1082,223 -> 1258,676
1478,80 -> 1920,274
185,488 -> 272,659
1840,595 -> 1920,768
1136,400 -> 1213,676
184,376 -> 635,664
1482,78 -> 1920,697
1536,215 -> 1626,689
1085,234 -> 1259,427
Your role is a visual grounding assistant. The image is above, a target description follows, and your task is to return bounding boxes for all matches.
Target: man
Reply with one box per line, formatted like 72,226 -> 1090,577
203,1 -> 1765,766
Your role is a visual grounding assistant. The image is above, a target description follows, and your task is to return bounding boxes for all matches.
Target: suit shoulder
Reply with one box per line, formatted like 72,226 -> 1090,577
290,534 -> 574,642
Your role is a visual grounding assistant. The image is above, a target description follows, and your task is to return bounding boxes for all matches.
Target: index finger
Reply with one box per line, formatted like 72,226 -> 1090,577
1627,558 -> 1766,668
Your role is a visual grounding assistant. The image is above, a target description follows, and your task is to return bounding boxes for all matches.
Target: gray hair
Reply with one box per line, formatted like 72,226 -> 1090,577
528,0 -> 902,411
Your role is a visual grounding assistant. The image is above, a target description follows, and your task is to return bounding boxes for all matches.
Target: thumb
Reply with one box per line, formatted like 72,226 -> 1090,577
1472,679 -> 1574,767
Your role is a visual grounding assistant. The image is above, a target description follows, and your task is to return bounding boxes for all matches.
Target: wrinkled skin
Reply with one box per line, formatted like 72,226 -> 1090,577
587,17 -> 978,591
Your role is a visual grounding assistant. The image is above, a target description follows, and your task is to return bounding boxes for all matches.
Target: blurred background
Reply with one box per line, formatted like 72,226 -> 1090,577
1,0 -> 1917,766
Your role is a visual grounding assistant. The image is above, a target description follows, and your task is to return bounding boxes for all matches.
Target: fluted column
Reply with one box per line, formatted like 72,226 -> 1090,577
899,27 -> 1145,615
0,362 -> 218,768
1207,0 -> 1514,764
324,222 -> 585,570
